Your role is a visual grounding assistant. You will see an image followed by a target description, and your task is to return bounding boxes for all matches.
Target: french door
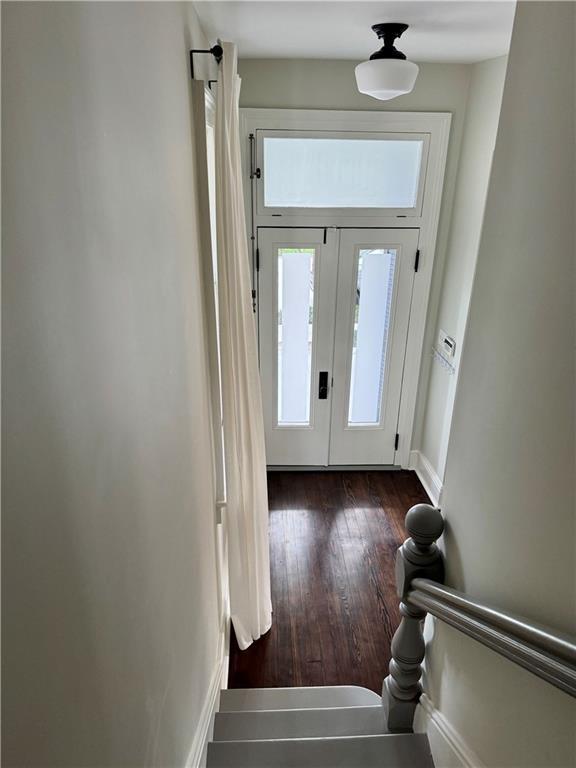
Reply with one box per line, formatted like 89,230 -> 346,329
258,227 -> 419,466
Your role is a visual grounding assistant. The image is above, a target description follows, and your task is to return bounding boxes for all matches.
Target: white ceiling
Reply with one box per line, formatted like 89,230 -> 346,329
194,1 -> 516,63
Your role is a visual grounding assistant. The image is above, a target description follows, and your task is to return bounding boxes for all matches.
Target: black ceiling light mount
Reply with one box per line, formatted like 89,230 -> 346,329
355,22 -> 419,101
369,23 -> 409,60
189,44 -> 223,81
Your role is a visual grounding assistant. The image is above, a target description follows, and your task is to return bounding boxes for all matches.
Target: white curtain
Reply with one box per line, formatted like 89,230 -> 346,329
215,42 -> 272,650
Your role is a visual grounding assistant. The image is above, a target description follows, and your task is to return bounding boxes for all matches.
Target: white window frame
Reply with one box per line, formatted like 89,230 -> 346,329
191,81 -> 226,507
240,108 -> 451,469
190,80 -> 230,638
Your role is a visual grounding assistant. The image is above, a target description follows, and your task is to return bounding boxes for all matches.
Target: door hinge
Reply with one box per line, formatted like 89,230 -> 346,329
251,288 -> 257,313
394,433 -> 400,451
256,247 -> 260,272
323,228 -> 327,244
414,249 -> 420,273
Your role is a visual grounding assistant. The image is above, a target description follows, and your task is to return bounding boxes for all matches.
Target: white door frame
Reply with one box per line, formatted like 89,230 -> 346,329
240,108 -> 451,468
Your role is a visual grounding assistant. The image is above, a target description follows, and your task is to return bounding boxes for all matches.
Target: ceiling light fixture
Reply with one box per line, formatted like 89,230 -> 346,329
355,23 -> 419,101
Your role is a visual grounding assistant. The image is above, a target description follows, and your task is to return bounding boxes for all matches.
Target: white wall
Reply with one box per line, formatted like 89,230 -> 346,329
418,56 -> 508,489
422,2 -> 576,766
2,3 -> 224,766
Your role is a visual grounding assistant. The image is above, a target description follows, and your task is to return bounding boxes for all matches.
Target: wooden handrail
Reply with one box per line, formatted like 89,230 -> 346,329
382,504 -> 576,733
408,580 -> 576,698
410,578 -> 576,664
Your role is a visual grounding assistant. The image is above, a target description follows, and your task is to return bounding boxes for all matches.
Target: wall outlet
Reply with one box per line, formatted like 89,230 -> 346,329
438,329 -> 456,358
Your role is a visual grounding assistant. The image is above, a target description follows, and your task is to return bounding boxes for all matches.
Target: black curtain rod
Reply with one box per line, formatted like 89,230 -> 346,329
190,45 -> 223,80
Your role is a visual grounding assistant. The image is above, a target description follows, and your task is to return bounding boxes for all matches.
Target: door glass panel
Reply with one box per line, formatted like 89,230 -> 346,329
348,249 -> 397,425
264,137 -> 423,209
277,248 -> 315,425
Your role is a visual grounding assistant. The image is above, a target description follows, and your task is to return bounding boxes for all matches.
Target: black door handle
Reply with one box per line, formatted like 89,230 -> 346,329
318,371 -> 329,399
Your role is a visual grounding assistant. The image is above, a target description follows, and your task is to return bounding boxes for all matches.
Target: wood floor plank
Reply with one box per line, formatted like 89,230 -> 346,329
227,470 -> 430,693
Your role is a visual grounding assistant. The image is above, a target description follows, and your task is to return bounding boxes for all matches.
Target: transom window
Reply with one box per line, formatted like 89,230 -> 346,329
258,130 -> 428,217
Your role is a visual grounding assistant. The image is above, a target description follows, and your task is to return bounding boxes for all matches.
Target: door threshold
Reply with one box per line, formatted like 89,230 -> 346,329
267,465 -> 402,472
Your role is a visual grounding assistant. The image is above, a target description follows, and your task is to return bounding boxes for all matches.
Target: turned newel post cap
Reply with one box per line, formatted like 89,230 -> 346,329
405,504 -> 444,547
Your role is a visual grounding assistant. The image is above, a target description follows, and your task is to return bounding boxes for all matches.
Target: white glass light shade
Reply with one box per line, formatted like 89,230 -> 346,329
355,58 -> 419,101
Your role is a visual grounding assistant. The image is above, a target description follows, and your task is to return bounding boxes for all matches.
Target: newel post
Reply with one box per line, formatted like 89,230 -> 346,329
382,503 -> 444,733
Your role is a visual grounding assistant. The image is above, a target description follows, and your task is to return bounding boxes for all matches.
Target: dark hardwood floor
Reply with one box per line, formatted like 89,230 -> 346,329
228,470 -> 430,693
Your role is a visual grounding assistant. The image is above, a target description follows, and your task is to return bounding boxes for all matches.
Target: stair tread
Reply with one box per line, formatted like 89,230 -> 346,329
213,705 -> 386,741
220,686 -> 381,712
207,733 -> 434,768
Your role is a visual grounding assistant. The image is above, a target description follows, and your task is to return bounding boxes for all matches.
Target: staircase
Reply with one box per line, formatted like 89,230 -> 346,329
206,685 -> 435,767
207,502 -> 576,766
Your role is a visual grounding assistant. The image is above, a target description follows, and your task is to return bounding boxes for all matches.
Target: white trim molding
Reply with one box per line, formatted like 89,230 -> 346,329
185,631 -> 229,768
240,108 -> 452,469
410,450 -> 443,506
415,694 -> 485,768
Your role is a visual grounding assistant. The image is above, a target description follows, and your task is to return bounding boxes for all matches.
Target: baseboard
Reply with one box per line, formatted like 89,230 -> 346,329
411,450 -> 443,506
408,450 -> 420,472
267,465 -> 400,472
185,631 -> 229,768
415,694 -> 484,768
